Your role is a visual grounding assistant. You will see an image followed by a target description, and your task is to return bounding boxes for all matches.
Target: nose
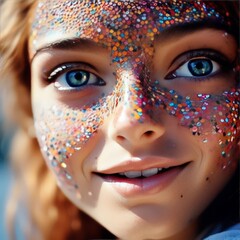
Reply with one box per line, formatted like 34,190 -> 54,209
109,106 -> 165,148
108,76 -> 165,149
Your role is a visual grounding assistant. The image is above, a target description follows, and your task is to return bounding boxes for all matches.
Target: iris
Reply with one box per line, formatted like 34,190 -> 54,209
188,59 -> 213,77
66,70 -> 89,87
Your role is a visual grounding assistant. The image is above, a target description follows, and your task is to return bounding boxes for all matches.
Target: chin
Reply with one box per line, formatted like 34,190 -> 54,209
112,226 -> 179,240
99,213 -> 192,240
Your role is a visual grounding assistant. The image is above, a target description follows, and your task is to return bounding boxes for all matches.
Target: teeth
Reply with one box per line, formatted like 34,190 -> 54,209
124,171 -> 142,178
142,168 -> 158,177
119,167 -> 168,178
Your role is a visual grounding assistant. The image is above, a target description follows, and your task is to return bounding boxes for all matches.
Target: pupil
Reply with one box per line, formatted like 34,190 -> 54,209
196,62 -> 204,70
75,72 -> 83,80
188,59 -> 213,77
66,71 -> 89,87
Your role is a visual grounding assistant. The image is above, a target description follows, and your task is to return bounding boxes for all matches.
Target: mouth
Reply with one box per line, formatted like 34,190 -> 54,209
97,163 -> 188,179
94,159 -> 191,197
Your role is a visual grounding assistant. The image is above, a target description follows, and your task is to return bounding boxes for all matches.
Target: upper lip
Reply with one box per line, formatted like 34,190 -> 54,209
94,156 -> 191,174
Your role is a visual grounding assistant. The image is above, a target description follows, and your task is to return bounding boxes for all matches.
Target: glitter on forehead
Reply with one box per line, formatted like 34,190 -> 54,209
30,0 -> 231,59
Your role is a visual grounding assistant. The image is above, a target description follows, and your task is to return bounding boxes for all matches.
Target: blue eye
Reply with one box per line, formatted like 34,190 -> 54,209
188,59 -> 213,77
66,70 -> 90,87
171,58 -> 219,79
47,64 -> 106,91
164,49 -> 232,81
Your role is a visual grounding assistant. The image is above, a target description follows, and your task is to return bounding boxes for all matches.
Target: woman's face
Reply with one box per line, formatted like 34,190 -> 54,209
30,1 -> 239,239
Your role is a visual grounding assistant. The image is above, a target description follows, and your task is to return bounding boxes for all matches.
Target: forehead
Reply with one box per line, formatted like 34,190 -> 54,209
30,0 -> 227,49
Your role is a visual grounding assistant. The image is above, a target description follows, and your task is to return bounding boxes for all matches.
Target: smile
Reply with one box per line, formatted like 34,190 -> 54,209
95,158 -> 191,198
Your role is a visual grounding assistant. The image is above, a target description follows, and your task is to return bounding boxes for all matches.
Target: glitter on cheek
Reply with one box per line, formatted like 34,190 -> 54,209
148,84 -> 240,168
34,89 -> 122,190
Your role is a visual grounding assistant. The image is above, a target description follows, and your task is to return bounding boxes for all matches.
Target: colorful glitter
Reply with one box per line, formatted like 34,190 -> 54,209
34,85 -> 240,188
29,0 -> 232,59
30,0 -> 240,189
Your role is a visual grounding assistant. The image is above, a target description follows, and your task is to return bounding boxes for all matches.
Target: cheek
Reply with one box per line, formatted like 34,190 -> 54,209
33,102 -> 106,190
32,78 -> 123,190
183,91 -> 240,168
150,86 -> 240,167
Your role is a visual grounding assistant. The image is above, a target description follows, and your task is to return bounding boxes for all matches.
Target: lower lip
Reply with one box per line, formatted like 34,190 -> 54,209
97,165 -> 188,198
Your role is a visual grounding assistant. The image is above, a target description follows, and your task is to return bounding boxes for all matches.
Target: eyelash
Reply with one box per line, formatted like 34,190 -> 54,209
45,63 -> 105,91
165,49 -> 233,81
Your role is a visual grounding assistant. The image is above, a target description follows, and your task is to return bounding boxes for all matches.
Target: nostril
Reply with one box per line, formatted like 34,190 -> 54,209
117,136 -> 126,142
145,131 -> 154,137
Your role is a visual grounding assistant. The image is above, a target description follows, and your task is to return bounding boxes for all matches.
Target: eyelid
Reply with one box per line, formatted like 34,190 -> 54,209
43,62 -> 99,82
166,49 -> 233,77
177,49 -> 230,67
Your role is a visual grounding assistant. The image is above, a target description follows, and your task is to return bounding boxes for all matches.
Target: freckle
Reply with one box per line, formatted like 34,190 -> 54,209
206,177 -> 209,181
180,195 -> 183,198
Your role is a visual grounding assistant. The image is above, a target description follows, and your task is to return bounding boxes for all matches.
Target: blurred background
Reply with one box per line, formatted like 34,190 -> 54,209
0,0 -> 13,237
0,0 -> 25,238
0,0 -> 11,237
0,89 -> 13,240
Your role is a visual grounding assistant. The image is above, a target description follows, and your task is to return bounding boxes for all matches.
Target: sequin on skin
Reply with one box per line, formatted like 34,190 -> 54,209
31,0 -> 240,189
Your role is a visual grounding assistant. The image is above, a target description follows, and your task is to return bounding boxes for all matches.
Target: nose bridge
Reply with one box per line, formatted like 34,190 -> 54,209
118,68 -> 152,122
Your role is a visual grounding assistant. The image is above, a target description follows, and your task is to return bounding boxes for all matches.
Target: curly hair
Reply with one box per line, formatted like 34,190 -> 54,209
0,0 -> 239,239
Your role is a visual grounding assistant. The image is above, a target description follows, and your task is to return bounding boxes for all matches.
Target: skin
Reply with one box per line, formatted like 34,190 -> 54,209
30,1 -> 240,239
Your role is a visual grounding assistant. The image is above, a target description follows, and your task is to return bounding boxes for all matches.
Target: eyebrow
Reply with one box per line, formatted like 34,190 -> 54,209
156,20 -> 231,41
31,38 -> 106,61
32,20 -> 231,60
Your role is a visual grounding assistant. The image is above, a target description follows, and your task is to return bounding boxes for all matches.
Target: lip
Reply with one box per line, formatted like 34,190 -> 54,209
96,156 -> 189,173
94,157 -> 191,198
